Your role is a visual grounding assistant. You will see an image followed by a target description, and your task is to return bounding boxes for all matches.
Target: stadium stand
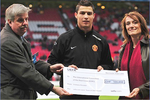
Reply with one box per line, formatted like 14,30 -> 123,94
1,1 -> 149,66
26,8 -> 66,61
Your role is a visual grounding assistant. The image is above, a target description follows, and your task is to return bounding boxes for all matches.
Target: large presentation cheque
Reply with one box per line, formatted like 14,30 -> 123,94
63,67 -> 130,96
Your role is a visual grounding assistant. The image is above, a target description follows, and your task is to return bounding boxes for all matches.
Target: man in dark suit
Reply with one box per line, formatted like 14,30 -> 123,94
1,4 -> 71,100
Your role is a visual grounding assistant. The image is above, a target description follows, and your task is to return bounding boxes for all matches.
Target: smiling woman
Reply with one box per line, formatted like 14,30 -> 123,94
117,11 -> 149,99
121,11 -> 149,44
125,16 -> 141,37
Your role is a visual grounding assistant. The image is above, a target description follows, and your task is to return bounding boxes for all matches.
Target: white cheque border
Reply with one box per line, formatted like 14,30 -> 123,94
63,67 -> 130,96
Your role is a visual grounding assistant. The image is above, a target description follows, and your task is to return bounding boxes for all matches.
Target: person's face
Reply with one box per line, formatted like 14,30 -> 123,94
125,16 -> 141,37
8,12 -> 29,36
75,6 -> 95,30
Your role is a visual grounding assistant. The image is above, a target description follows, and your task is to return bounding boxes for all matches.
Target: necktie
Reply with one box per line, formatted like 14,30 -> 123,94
21,36 -> 37,63
21,36 -> 24,42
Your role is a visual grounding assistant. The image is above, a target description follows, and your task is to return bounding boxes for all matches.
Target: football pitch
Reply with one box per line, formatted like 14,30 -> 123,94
37,96 -> 119,100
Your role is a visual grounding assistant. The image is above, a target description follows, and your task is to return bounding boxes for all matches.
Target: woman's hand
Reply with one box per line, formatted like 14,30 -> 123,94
126,88 -> 140,98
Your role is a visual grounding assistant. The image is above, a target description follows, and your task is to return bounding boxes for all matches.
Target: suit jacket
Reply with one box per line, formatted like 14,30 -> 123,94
1,24 -> 54,99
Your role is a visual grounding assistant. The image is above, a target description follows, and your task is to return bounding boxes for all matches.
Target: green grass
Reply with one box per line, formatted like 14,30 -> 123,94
37,96 -> 119,100
99,96 -> 119,100
37,99 -> 59,100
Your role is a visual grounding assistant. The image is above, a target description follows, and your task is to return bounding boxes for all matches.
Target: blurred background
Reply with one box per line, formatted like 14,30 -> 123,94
1,0 -> 149,99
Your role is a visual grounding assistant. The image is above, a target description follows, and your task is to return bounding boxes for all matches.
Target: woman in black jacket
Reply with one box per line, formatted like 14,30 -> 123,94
117,11 -> 149,99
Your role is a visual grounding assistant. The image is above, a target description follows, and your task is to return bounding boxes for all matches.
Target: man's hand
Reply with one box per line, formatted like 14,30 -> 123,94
50,63 -> 64,74
97,66 -> 104,72
115,68 -> 119,72
68,64 -> 78,70
52,86 -> 72,97
126,88 -> 140,98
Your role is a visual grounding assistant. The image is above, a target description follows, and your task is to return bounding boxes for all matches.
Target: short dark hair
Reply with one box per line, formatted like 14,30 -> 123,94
75,0 -> 95,13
